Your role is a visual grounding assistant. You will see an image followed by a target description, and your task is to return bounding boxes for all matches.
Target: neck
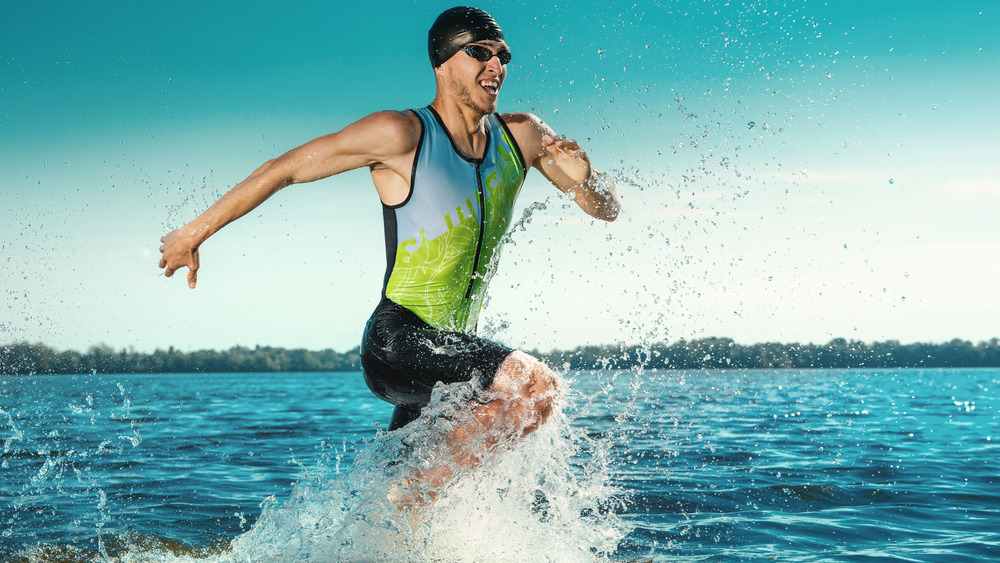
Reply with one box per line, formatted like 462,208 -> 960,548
429,95 -> 491,157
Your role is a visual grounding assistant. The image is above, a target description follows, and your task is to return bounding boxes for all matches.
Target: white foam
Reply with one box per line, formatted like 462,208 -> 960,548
125,379 -> 629,562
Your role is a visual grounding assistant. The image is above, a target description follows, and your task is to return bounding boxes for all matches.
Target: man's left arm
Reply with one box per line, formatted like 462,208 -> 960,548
504,112 -> 620,221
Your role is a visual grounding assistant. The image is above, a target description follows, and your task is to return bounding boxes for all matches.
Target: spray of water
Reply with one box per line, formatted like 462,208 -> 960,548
91,376 -> 629,562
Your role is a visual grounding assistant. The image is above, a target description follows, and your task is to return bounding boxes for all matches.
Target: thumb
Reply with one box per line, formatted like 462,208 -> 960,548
187,250 -> 200,289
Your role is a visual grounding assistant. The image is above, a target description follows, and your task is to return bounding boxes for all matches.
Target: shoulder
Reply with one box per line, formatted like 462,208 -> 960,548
498,111 -> 546,134
498,112 -> 554,166
309,110 -> 423,167
367,109 -> 421,131
351,110 -> 422,150
498,112 -> 546,155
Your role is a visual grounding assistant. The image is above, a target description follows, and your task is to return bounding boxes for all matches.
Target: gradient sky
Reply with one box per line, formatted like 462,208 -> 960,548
3,0 -> 998,354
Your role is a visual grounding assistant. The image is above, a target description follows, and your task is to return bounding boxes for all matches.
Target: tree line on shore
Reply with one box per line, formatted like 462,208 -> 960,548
0,343 -> 360,375
2,337 -> 998,376
534,337 -> 1000,371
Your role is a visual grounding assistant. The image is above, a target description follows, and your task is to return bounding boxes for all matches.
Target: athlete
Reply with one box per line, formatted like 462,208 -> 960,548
158,7 -> 619,505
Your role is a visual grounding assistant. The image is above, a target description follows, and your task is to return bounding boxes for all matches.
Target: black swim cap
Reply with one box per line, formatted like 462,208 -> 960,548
428,6 -> 505,68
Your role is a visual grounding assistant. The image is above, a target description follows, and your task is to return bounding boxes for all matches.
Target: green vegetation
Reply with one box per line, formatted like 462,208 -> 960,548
534,337 -> 1000,371
0,343 -> 361,375
2,338 -> 998,376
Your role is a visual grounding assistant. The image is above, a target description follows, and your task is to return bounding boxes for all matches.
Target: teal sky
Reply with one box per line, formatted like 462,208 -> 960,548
3,1 -> 998,354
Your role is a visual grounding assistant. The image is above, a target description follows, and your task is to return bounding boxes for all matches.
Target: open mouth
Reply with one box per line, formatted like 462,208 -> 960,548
480,79 -> 499,96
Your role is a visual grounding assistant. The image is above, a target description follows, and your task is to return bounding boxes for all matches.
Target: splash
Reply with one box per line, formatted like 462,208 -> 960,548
99,378 -> 629,562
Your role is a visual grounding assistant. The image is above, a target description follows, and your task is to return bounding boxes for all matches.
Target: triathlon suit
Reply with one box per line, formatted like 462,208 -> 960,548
361,106 -> 528,430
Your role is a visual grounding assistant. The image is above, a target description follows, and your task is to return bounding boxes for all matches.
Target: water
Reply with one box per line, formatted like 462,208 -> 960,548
2,368 -> 998,561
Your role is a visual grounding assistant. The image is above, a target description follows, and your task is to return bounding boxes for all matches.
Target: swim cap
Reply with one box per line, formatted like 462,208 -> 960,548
428,6 -> 505,68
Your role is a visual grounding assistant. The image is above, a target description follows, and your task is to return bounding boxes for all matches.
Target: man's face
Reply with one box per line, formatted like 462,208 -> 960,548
442,39 -> 509,115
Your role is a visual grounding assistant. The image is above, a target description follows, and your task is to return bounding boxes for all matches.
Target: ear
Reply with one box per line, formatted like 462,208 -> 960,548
432,61 -> 452,82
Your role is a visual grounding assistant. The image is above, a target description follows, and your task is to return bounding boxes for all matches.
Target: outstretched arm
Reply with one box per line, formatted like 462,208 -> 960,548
159,110 -> 419,288
502,112 -> 620,221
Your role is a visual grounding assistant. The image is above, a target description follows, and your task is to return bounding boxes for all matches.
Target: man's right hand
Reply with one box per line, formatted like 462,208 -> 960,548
159,229 -> 200,289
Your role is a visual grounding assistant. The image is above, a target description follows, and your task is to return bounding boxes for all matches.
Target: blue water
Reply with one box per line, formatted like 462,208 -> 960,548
2,368 -> 998,561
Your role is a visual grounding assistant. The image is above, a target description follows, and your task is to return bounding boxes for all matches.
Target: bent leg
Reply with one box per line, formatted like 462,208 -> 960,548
391,351 -> 562,509
458,350 -> 562,442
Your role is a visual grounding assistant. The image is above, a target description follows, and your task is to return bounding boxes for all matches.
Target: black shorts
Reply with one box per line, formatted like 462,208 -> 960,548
360,298 -> 513,430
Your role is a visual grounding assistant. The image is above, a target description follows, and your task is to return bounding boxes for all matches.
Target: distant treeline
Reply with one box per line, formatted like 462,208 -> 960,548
2,337 -> 999,376
0,343 -> 361,376
534,337 -> 1000,371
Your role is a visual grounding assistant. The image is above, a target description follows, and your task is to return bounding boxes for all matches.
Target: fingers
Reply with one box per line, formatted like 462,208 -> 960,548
542,134 -> 565,149
159,259 -> 197,287
159,261 -> 194,286
159,253 -> 177,278
158,243 -> 174,276
158,233 -> 199,288
541,134 -> 583,157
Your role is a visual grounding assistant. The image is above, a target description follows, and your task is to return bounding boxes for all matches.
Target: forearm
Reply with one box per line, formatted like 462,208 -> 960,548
179,159 -> 291,246
530,126 -> 620,222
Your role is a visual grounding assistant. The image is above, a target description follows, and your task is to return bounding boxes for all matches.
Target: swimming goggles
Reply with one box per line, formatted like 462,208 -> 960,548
461,44 -> 512,65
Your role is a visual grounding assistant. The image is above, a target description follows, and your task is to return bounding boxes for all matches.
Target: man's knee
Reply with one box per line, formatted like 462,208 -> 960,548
494,351 -> 558,391
491,351 -> 562,431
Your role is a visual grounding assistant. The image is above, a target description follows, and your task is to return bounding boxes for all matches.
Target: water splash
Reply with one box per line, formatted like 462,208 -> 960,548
3,376 -> 144,561
78,378 -> 630,562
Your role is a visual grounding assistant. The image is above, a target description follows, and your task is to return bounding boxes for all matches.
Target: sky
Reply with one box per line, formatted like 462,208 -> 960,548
2,0 -> 998,354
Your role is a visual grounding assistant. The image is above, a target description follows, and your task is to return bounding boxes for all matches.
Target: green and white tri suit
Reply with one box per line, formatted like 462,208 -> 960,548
381,106 -> 528,333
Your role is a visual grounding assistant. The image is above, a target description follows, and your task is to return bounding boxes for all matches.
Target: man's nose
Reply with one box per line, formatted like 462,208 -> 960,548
485,55 -> 503,73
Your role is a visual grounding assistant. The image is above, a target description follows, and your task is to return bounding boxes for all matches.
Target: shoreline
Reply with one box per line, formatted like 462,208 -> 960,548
3,337 -> 999,375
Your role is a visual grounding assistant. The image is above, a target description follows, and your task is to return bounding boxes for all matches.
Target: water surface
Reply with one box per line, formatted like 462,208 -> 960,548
2,368 -> 997,561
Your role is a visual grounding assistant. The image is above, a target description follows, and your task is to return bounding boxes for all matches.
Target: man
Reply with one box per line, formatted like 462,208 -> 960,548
159,6 -> 619,503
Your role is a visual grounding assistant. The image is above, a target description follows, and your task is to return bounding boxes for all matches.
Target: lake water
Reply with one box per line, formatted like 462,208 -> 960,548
2,367 -> 998,561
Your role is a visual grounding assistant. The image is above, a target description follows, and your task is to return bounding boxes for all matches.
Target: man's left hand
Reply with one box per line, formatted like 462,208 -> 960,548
541,134 -> 592,185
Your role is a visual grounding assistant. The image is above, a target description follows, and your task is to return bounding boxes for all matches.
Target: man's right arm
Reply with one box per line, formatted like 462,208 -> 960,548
158,110 -> 420,288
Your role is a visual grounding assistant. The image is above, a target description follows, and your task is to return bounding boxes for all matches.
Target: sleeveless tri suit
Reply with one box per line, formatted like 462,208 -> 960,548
360,106 -> 528,430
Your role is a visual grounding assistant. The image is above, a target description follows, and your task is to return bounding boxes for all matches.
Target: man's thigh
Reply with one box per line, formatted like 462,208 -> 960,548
360,298 -> 513,409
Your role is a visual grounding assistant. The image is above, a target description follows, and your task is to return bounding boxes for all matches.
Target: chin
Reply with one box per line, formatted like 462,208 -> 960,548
466,99 -> 496,116
480,91 -> 501,112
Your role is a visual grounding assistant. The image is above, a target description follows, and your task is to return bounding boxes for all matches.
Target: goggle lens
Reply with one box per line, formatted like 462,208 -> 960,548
463,44 -> 512,65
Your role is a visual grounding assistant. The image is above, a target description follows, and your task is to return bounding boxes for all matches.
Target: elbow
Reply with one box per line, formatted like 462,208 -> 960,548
585,171 -> 619,221
599,206 -> 620,222
253,158 -> 279,176
585,204 -> 618,222
594,194 -> 621,222
581,199 -> 619,222
259,157 -> 296,190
